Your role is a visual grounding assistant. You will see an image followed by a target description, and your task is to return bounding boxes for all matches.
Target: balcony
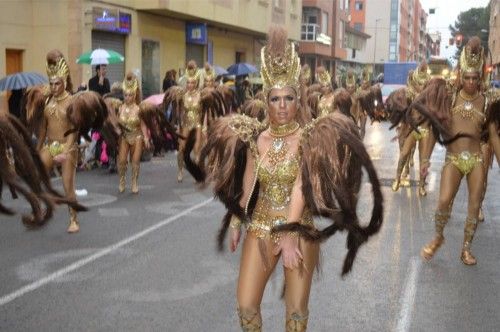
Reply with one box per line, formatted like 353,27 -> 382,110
301,23 -> 331,45
301,23 -> 319,41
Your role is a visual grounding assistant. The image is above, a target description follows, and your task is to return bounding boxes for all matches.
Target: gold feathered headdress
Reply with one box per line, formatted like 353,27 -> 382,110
260,26 -> 301,99
459,37 -> 484,78
361,68 -> 370,84
410,62 -> 431,87
122,74 -> 139,95
300,64 -> 312,84
46,57 -> 69,81
346,71 -> 357,89
185,60 -> 200,83
316,66 -> 331,87
203,64 -> 216,82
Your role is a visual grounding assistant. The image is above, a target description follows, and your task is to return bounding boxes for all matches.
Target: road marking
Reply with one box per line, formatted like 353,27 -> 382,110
0,198 -> 213,307
395,256 -> 421,332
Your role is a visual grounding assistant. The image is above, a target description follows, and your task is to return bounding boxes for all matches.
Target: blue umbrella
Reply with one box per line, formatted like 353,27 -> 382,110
226,63 -> 258,76
0,72 -> 48,91
213,65 -> 228,76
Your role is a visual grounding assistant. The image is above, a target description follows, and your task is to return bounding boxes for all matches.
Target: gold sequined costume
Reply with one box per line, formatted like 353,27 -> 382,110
36,51 -> 80,233
420,37 -> 491,266
183,26 -> 383,332
117,73 -> 147,194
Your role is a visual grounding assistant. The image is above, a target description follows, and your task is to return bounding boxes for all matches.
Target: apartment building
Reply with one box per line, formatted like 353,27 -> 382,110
0,0 -> 302,106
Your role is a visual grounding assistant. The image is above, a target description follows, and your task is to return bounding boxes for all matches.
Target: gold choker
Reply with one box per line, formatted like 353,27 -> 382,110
459,90 -> 480,102
55,91 -> 70,101
269,121 -> 300,137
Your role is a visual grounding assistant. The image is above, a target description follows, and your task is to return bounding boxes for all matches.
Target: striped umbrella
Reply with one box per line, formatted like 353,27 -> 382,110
0,72 -> 48,91
76,48 -> 124,65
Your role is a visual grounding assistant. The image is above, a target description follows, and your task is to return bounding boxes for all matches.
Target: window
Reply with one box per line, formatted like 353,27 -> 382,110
355,1 -> 363,10
354,23 -> 363,31
321,11 -> 328,34
390,45 -> 396,52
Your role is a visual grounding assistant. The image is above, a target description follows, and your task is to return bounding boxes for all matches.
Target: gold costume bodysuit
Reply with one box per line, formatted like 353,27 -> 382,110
119,106 -> 142,145
183,91 -> 203,130
249,134 -> 314,243
41,93 -> 77,158
317,95 -> 334,118
444,92 -> 486,175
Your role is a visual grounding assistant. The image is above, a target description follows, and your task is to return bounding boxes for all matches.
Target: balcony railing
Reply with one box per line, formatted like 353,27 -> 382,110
301,23 -> 320,41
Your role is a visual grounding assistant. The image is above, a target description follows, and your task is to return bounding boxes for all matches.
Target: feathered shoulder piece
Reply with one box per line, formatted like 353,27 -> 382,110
273,112 -> 384,275
65,91 -> 109,141
22,85 -> 50,135
200,87 -> 228,120
406,78 -> 466,145
183,114 -> 266,249
162,86 -> 184,127
386,87 -> 411,128
0,114 -> 86,227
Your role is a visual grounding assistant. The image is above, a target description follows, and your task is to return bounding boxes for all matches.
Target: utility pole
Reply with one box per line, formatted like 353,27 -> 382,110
373,18 -> 381,77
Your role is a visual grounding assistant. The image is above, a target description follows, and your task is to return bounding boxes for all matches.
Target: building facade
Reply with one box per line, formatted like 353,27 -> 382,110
298,0 -> 351,81
489,0 -> 500,80
0,0 -> 302,111
427,31 -> 441,57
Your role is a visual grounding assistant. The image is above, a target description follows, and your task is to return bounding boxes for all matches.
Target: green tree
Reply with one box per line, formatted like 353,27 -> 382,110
449,4 -> 490,59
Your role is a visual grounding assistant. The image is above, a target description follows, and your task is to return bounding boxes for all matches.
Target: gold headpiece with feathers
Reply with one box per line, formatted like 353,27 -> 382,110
346,71 -> 357,88
316,66 -> 331,87
203,64 -> 216,82
46,57 -> 69,81
300,64 -> 311,84
122,75 -> 139,94
260,26 -> 301,99
412,65 -> 431,86
186,61 -> 200,83
459,37 -> 484,78
361,68 -> 370,84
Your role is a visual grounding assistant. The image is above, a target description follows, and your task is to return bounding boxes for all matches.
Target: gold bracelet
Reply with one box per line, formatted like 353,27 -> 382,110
230,215 -> 242,229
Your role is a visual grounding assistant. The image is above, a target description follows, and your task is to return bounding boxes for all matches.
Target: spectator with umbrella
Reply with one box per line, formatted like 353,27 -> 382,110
88,64 -> 110,96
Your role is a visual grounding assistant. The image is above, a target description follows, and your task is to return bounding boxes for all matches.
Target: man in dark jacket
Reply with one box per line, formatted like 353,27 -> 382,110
88,64 -> 110,96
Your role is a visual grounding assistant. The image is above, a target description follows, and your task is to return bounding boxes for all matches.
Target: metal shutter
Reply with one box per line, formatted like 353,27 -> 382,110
91,31 -> 125,85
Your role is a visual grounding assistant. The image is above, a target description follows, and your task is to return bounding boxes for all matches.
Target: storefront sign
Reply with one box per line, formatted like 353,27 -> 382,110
93,7 -> 131,34
186,23 -> 208,45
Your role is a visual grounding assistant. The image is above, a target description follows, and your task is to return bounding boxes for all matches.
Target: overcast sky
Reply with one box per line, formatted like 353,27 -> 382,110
419,0 -> 490,65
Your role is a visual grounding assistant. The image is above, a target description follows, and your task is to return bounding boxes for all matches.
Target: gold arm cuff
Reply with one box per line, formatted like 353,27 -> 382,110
230,215 -> 242,229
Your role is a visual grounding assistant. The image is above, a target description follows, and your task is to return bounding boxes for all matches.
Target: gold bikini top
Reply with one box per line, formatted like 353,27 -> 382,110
451,91 -> 485,125
183,92 -> 202,114
119,107 -> 141,132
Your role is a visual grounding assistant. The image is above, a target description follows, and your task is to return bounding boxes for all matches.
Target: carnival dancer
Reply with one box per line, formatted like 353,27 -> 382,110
164,61 -> 227,182
349,68 -> 384,138
390,63 -> 432,195
117,73 -> 151,194
184,26 -> 383,331
315,66 -> 335,117
33,50 -> 83,232
420,37 -> 492,265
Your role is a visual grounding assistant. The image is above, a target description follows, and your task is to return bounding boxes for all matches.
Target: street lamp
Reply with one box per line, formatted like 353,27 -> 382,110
373,18 -> 381,78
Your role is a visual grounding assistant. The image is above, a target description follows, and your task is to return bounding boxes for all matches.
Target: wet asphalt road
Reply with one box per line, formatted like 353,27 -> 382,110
0,121 -> 499,332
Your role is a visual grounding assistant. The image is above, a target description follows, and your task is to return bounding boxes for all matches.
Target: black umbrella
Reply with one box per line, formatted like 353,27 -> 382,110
0,72 -> 47,91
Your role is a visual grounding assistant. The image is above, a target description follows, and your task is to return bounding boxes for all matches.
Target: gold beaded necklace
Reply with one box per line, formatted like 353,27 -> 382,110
454,90 -> 481,119
266,121 -> 300,171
